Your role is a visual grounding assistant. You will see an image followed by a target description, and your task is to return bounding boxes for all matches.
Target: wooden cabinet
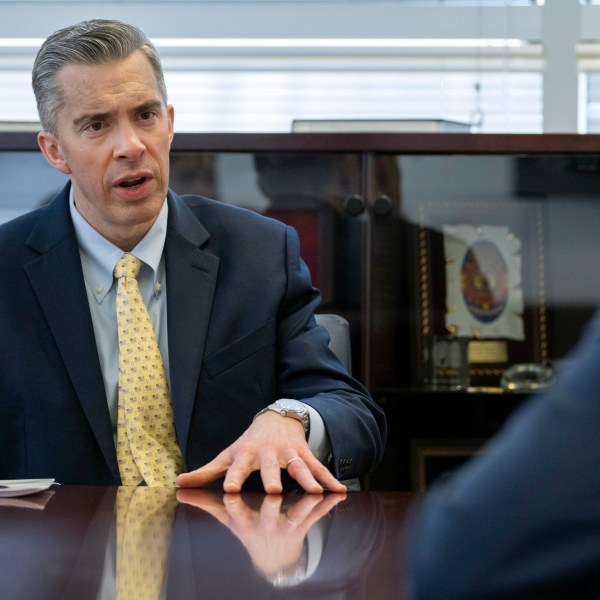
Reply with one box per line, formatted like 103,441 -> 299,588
3,132 -> 600,489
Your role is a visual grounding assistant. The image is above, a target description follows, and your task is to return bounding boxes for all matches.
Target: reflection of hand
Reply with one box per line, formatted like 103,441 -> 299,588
176,411 -> 346,494
177,490 -> 346,581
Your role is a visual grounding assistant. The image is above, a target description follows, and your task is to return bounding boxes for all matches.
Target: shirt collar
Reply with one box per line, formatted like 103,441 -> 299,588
69,187 -> 169,303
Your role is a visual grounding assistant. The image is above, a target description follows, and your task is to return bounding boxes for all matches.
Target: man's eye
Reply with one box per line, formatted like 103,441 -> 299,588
86,122 -> 104,132
139,111 -> 156,120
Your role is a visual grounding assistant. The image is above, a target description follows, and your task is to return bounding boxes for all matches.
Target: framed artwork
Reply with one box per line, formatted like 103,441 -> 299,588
410,438 -> 484,491
411,199 -> 549,390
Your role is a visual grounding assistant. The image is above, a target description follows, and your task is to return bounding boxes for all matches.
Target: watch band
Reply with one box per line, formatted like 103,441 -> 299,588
253,400 -> 310,439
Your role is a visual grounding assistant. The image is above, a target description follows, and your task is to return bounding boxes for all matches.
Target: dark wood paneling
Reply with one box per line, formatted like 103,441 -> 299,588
7,130 -> 600,154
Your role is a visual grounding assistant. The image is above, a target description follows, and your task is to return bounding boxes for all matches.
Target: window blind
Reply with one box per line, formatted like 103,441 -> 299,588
0,67 -> 542,133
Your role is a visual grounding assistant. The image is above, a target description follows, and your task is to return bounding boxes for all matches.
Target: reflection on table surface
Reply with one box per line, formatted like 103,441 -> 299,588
0,486 -> 416,599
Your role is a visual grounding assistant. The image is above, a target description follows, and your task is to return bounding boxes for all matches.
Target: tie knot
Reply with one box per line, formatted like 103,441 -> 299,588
114,253 -> 142,280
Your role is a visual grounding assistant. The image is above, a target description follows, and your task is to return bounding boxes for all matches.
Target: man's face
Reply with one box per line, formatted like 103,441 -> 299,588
38,50 -> 174,250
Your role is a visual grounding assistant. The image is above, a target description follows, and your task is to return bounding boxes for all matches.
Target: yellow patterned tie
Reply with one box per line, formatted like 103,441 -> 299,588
114,253 -> 183,486
115,486 -> 178,599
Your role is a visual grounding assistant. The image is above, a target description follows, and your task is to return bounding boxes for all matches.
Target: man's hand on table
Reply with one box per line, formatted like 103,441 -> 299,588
175,411 -> 347,494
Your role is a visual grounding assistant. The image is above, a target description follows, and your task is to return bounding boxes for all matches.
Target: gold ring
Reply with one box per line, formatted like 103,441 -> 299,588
286,457 -> 303,467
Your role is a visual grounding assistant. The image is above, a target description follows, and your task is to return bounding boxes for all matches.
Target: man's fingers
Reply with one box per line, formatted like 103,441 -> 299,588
176,455 -> 229,488
259,458 -> 284,494
285,454 -> 329,494
177,453 -> 347,494
176,415 -> 348,495
223,448 -> 257,493
308,456 -> 348,492
286,454 -> 347,494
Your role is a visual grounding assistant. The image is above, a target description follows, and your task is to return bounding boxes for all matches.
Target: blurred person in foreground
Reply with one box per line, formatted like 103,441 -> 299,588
404,307 -> 600,599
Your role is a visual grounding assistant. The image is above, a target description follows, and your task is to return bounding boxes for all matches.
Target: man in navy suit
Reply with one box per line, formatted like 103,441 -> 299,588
404,307 -> 600,598
0,19 -> 385,491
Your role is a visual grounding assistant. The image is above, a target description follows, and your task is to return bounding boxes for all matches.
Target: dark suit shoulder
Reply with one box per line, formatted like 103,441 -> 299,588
0,207 -> 48,266
0,206 -> 45,242
0,184 -> 72,260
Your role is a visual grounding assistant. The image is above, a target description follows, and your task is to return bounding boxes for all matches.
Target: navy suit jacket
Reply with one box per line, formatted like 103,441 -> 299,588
404,307 -> 600,599
0,184 -> 385,487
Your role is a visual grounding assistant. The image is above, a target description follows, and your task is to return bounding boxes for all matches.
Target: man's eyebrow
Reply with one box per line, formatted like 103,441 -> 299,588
136,100 -> 163,114
72,111 -> 112,128
71,101 -> 164,128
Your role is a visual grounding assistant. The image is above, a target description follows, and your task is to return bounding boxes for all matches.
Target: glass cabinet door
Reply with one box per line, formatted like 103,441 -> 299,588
170,151 -> 367,374
369,152 -> 600,396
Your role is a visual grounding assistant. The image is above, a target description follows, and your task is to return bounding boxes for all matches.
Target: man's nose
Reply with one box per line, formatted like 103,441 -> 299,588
113,123 -> 146,159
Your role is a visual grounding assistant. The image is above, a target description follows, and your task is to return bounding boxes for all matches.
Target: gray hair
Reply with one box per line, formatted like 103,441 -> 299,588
32,19 -> 167,137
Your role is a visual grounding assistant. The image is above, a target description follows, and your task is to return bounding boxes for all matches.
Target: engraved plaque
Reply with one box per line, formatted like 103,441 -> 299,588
468,340 -> 508,364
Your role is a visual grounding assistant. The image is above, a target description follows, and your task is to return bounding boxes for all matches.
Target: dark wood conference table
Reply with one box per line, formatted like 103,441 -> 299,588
0,485 -> 418,599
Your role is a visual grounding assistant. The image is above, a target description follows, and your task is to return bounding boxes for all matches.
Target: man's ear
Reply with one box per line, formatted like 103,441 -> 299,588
37,131 -> 72,175
167,104 -> 175,145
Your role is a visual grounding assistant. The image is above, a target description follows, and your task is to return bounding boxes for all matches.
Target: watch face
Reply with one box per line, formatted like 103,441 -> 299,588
274,399 -> 310,438
276,399 -> 305,413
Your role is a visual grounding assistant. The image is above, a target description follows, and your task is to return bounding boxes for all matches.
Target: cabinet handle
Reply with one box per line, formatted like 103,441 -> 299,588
343,194 -> 366,216
371,194 -> 393,217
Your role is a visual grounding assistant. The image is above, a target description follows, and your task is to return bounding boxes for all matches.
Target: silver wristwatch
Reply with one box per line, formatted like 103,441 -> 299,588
254,399 -> 310,439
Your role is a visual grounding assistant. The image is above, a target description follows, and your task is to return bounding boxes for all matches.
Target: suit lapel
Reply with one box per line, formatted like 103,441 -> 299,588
24,186 -> 118,481
165,192 -> 219,459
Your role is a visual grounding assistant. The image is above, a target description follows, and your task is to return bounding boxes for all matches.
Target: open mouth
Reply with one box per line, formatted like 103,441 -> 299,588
119,177 -> 146,188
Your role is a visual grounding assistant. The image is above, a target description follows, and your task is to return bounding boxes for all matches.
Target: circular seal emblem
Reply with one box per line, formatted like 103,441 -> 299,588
460,239 -> 509,323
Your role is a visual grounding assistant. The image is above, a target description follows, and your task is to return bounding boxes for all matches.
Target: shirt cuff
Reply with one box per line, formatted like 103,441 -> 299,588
303,403 -> 332,464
